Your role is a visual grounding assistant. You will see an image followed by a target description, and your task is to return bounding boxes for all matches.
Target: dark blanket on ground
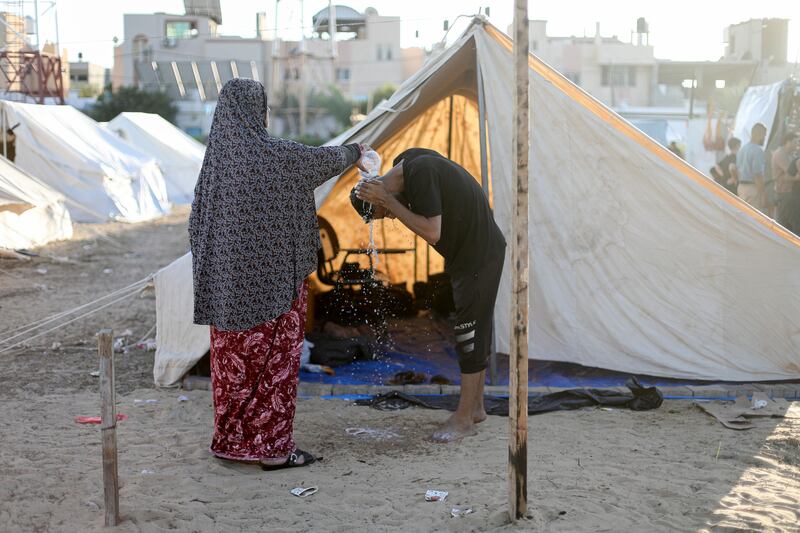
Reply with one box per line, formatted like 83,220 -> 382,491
354,378 -> 663,416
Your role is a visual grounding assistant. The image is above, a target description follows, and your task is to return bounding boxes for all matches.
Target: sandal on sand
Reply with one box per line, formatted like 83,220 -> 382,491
261,449 -> 319,471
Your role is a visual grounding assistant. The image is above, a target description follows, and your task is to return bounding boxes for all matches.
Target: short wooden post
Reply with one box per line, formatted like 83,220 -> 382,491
509,0 -> 530,522
99,329 -> 120,526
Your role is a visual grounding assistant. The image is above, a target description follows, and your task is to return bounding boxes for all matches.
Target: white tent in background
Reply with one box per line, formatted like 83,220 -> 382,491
106,112 -> 205,204
152,20 -> 800,386
733,80 -> 784,145
0,102 -> 171,223
0,156 -> 73,249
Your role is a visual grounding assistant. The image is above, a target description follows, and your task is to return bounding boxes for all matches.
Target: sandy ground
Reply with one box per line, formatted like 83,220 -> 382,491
2,207 -> 800,532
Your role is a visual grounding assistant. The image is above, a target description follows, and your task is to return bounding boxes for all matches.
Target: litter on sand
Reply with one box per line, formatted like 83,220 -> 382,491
89,370 -> 100,377
135,339 -> 157,351
425,490 -> 448,502
177,395 -> 189,402
345,427 -> 400,440
140,469 -> 155,475
74,413 -> 128,424
451,507 -> 473,517
134,399 -> 159,405
113,338 -> 126,353
695,392 -> 792,430
290,487 -> 318,498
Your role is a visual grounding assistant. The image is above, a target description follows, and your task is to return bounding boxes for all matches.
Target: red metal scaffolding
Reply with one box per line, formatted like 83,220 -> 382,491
0,50 -> 64,104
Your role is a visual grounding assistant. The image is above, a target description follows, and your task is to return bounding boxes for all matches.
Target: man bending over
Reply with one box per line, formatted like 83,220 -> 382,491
351,148 -> 506,443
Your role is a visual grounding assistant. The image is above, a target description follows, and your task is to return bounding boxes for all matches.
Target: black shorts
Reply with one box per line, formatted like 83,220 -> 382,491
451,255 -> 504,374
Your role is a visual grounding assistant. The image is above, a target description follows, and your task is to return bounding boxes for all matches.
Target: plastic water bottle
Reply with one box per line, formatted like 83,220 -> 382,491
360,149 -> 382,179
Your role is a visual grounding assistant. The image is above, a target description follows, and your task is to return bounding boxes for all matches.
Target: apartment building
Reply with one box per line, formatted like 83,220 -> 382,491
112,3 -> 426,136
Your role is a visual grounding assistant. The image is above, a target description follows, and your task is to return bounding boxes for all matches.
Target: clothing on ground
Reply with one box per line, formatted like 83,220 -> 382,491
209,281 -> 308,461
355,378 -> 663,415
736,142 -> 765,184
393,148 -> 506,277
189,78 -> 360,331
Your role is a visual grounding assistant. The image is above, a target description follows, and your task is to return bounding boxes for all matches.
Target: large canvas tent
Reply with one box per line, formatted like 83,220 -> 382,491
106,112 -> 205,204
0,156 -> 73,249
153,20 -> 800,386
0,102 -> 171,223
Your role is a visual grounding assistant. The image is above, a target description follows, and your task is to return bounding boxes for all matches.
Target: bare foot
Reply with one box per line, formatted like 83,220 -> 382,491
473,409 -> 487,424
430,414 -> 478,443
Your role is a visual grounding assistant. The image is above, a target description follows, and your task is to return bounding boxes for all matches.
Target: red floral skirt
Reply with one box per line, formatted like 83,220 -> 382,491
209,282 -> 308,460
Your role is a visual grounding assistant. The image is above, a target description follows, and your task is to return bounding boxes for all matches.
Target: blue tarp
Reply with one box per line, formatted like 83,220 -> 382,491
299,317 -> 725,388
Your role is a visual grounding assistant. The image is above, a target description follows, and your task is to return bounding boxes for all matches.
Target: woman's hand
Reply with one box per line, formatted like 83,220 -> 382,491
355,144 -> 373,172
355,178 -> 392,208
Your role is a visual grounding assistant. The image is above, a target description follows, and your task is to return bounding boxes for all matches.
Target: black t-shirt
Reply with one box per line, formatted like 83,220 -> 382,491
394,148 -> 506,276
716,153 -> 736,184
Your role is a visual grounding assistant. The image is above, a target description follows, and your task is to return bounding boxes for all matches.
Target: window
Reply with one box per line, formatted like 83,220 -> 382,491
386,46 -> 393,60
376,45 -> 383,61
336,68 -> 350,81
77,74 -> 88,82
166,21 -> 197,39
627,66 -> 637,87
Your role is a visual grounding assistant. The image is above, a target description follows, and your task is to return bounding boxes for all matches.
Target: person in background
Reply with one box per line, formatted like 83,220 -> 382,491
189,78 -> 368,470
351,148 -> 506,443
736,123 -> 768,210
668,141 -> 684,159
773,132 -> 800,228
710,137 -> 741,194
783,155 -> 800,234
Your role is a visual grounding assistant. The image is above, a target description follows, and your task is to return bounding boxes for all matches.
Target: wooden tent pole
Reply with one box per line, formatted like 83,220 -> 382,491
99,329 -> 120,526
2,105 -> 7,160
476,54 -> 499,386
509,0 -> 529,521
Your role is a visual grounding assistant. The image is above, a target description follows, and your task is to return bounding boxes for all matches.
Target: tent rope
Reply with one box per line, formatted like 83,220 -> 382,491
0,274 -> 153,345
0,286 -> 146,355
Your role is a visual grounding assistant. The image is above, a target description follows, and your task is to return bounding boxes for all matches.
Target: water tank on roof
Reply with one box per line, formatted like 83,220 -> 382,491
184,0 -> 222,24
312,5 -> 366,33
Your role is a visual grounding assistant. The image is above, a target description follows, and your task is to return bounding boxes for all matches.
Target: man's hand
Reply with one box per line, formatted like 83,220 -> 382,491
355,178 -> 392,208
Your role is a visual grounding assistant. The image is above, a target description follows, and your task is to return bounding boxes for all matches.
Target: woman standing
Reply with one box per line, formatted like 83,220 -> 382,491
189,78 -> 365,469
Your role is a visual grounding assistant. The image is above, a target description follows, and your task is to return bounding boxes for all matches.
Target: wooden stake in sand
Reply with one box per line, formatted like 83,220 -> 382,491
509,0 -> 530,522
99,329 -> 120,526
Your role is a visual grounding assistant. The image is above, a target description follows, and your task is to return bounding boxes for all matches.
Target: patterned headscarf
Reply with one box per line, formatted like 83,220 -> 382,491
188,78 -> 353,331
207,78 -> 269,147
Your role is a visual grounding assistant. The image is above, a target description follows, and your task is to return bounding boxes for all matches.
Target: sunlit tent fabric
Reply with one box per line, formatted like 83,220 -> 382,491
152,20 -> 800,386
1,101 -> 171,223
733,80 -> 783,146
0,156 -> 72,249
106,112 -> 205,204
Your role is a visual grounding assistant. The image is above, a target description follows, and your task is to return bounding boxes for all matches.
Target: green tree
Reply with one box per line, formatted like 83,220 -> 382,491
89,85 -> 177,123
309,85 -> 355,128
371,83 -> 397,106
